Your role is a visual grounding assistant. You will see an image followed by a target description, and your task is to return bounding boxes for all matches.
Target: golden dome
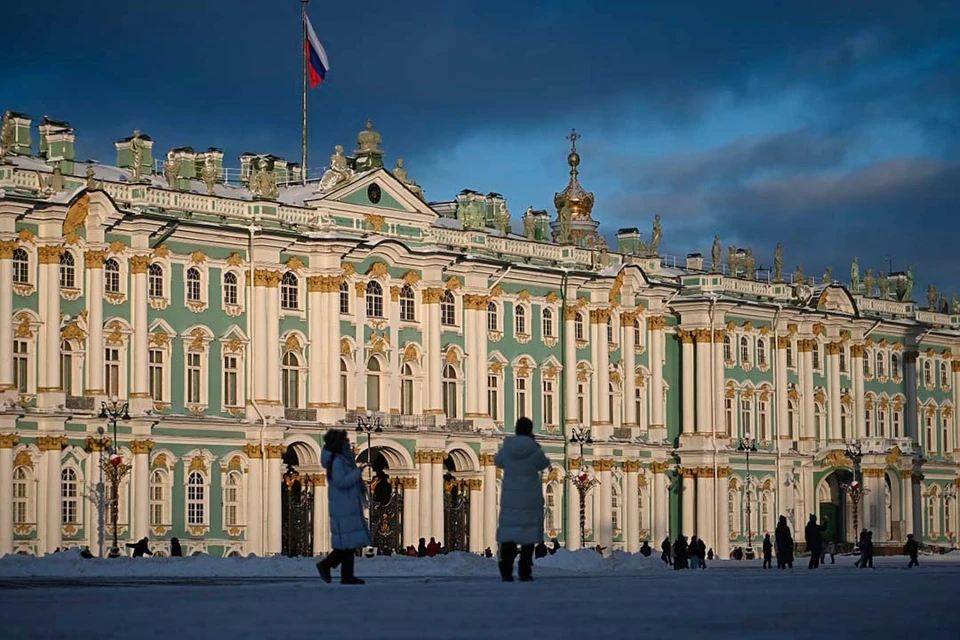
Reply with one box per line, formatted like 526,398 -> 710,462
554,129 -> 595,220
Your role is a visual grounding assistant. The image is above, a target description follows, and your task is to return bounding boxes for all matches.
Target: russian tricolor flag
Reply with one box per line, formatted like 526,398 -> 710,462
304,15 -> 330,88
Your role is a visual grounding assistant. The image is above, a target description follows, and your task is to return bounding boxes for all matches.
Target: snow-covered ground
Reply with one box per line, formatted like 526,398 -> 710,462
2,550 -> 959,639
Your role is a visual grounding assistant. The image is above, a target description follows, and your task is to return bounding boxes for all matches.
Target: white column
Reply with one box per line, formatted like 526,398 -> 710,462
903,472 -> 915,538
0,434 -> 18,555
312,475 -> 325,555
566,471 -> 581,550
402,478 -> 419,548
37,246 -> 62,407
716,468 -> 730,558
624,462 -> 639,552
84,443 -> 103,555
244,445 -> 262,555
904,352 -> 919,443
423,289 -> 443,416
85,250 -> 106,396
307,278 -> 324,408
482,454 -> 497,551
596,461 -> 612,553
681,469 -> 695,536
388,285 -> 401,414
0,242 -> 15,391
40,436 -> 63,554
418,451 -> 433,539
463,296 -> 480,418
468,480 -> 482,553
431,452 -> 444,542
564,306 -> 578,428
264,274 -> 281,407
953,361 -> 960,453
827,342 -> 842,442
713,330 -> 726,437
325,277 -> 342,407
776,337 -> 790,444
127,256 -> 150,412
800,339 -> 816,443
649,317 -> 666,435
695,331 -> 712,433
696,470 -> 712,545
130,440 -> 151,542
852,344 -> 866,440
652,464 -> 668,543
353,282 -> 366,412
266,446 -> 282,554
622,312 -> 637,426
865,470 -> 887,542
680,332 -> 695,435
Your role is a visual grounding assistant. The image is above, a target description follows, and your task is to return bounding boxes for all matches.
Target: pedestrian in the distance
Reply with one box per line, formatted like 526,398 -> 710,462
905,533 -> 920,568
125,537 -> 153,558
762,534 -> 773,569
315,429 -> 370,585
495,417 -> 550,582
170,537 -> 182,557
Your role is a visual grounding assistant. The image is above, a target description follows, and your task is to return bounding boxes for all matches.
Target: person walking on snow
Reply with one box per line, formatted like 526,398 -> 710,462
775,516 -> 794,569
762,534 -> 773,569
660,537 -> 672,566
126,537 -> 153,558
495,417 -> 551,582
804,514 -> 828,569
905,533 -> 920,568
316,429 -> 370,585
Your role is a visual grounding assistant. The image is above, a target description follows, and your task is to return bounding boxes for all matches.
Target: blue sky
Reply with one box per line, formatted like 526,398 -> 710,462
3,0 -> 959,297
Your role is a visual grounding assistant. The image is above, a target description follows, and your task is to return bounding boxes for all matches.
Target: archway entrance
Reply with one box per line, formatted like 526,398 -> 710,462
818,470 -> 854,545
357,448 -> 404,554
443,454 -> 471,552
281,447 -> 314,557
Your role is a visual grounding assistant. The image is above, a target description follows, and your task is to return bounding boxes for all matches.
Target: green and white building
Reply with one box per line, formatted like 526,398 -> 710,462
0,111 -> 958,558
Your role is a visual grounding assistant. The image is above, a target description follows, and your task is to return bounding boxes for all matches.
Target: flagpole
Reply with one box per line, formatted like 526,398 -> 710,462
301,0 -> 309,184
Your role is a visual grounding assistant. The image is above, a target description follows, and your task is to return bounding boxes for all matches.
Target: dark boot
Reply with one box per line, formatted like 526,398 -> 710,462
316,550 -> 340,583
499,543 -> 517,582
340,550 -> 365,585
518,545 -> 535,581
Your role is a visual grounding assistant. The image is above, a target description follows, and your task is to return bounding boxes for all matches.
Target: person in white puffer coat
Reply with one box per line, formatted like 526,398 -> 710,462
495,417 -> 550,582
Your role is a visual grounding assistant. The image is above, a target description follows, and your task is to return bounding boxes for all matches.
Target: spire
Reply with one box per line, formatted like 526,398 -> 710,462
553,128 -> 595,220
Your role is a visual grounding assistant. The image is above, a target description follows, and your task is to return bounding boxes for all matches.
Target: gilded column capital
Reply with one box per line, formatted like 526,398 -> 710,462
620,310 -> 637,325
37,435 -> 68,451
594,459 -> 616,472
861,467 -> 886,478
264,444 -> 286,459
463,293 -> 491,310
422,287 -> 445,304
797,338 -> 814,353
694,328 -> 712,343
647,316 -> 667,331
242,443 -> 263,458
389,285 -> 401,302
84,250 -> 107,269
466,478 -> 483,491
776,336 -> 791,349
649,460 -> 671,474
431,451 -> 447,464
676,329 -> 694,344
354,281 -> 367,297
130,439 -> 154,455
900,470 -> 913,479
716,466 -> 733,478
129,254 -> 151,274
568,456 -> 582,471
696,466 -> 716,478
850,344 -> 866,358
399,476 -> 418,490
0,239 -> 19,259
826,341 -> 843,356
84,436 -> 111,452
712,328 -> 727,343
307,275 -> 324,293
0,433 -> 20,448
680,467 -> 696,479
589,308 -> 612,324
479,453 -> 496,467
904,351 -> 919,364
38,244 -> 65,264
951,360 -> 960,373
564,304 -> 580,320
623,459 -> 642,472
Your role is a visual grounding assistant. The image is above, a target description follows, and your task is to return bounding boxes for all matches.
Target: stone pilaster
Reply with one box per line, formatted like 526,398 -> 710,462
776,336 -> 790,446
84,250 -> 107,397
464,294 -> 490,419
650,461 -> 670,543
563,305 -> 579,426
263,271 -> 281,411
388,285 -> 402,414
37,244 -> 64,408
952,361 -> 960,454
679,330 -> 695,435
243,444 -> 263,555
312,473 -> 328,554
681,467 -> 696,537
649,316 -> 666,439
400,476 -> 419,548
130,439 -> 153,542
430,451 -> 444,541
38,435 -> 67,554
799,339 -> 816,449
623,460 -> 640,552
0,240 -> 16,391
716,466 -> 732,558
307,277 -> 325,409
128,255 -> 151,413
862,467 -> 888,542
422,288 -> 444,417
595,459 -> 614,553
713,329 -> 726,437
904,351 -> 919,443
695,466 -> 714,547
591,309 -> 611,433
265,443 -> 284,554
468,478 -> 483,553
694,329 -> 713,433
621,312 -> 638,426
566,456 -> 582,550
827,342 -> 842,441
0,433 -> 19,555
851,344 -> 866,440
417,450 -> 433,539
481,453 -> 497,551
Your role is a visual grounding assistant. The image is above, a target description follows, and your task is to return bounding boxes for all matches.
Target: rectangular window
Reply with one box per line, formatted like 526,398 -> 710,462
786,343 -> 794,368
893,411 -> 902,438
104,347 -> 120,398
150,483 -> 164,526
740,399 -> 752,437
926,416 -> 934,454
14,340 -> 28,393
149,349 -> 164,401
543,379 -> 555,426
606,322 -> 613,344
339,285 -> 350,314
224,355 -> 238,407
187,352 -> 201,404
61,349 -> 73,396
812,344 -> 821,370
488,375 -> 499,421
400,295 -> 415,322
577,383 -> 586,423
759,402 -> 768,441
725,398 -> 733,436
515,378 -> 527,419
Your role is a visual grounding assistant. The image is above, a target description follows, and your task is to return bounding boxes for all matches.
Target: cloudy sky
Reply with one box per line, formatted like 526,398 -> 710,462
3,1 -> 959,296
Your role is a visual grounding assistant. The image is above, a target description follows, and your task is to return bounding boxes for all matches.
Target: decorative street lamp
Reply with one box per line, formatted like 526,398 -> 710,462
737,434 -> 757,559
840,441 -> 868,552
570,425 -> 600,547
356,410 -> 384,487
98,397 -> 131,558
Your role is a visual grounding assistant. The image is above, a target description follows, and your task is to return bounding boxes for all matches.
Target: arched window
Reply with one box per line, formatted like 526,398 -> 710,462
542,307 -> 554,338
59,251 -> 75,289
340,358 -> 349,407
634,319 -> 642,347
13,467 -> 30,525
61,468 -> 79,525
543,378 -> 556,426
878,405 -> 888,438
891,353 -> 901,379
223,472 -> 243,527
185,267 -> 201,302
575,313 -> 585,342
187,471 -> 205,526
366,357 -> 382,412
60,341 -> 73,396
757,339 -> 767,367
941,362 -> 950,388
727,489 -> 739,533
724,335 -> 733,362
223,271 -> 238,306
339,280 -> 350,314
812,342 -> 821,370
104,258 -> 121,293
814,403 -> 825,441
399,285 -> 415,322
608,382 -> 616,425
840,348 -> 847,373
761,491 -> 773,534
401,363 -> 415,415
442,364 -> 459,418
440,290 -> 456,326
612,488 -> 622,534
876,352 -> 885,378
281,351 -> 301,408
365,280 -> 384,318
927,496 -> 938,536
150,469 -> 167,526
12,248 -> 29,284
486,302 -> 499,332
148,263 -> 164,298
924,361 -> 933,386
280,271 -> 299,310
545,483 -> 557,531
514,305 -> 526,335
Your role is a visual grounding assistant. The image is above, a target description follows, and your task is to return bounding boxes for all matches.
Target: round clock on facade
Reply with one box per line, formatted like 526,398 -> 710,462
367,183 -> 381,204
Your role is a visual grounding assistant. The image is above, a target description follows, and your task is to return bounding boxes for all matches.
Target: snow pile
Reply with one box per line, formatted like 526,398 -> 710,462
536,549 -> 672,573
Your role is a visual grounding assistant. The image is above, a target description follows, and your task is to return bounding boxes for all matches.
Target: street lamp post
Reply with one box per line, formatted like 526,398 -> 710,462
98,398 -> 131,558
570,425 -> 599,547
840,441 -> 868,551
356,410 -> 383,540
737,434 -> 757,559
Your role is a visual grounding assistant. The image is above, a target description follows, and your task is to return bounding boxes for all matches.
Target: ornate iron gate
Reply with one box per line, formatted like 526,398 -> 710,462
369,475 -> 403,553
444,479 -> 470,552
281,468 -> 314,557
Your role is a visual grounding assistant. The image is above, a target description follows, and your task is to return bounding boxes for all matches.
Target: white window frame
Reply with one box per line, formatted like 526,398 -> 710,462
181,336 -> 210,409
399,285 -> 416,322
514,304 -> 528,337
222,350 -> 245,411
182,262 -> 209,310
541,307 -> 555,340
542,377 -> 556,428
185,469 -> 209,528
221,269 -> 243,310
12,247 -> 31,285
575,313 -> 585,342
59,250 -> 77,290
442,363 -> 460,418
281,351 -> 305,409
148,347 -> 167,403
280,271 -> 301,312
60,466 -> 82,526
149,468 -> 172,527
440,290 -> 457,327
486,301 -> 500,333
365,280 -> 385,318
487,371 -> 502,422
515,374 -> 530,420
222,470 -> 245,529
13,464 -> 35,525
104,344 -> 126,399
13,338 -> 32,395
103,257 -> 123,295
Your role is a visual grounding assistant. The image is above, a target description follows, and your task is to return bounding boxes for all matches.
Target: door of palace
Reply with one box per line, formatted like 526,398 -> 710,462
819,502 -> 841,543
281,467 -> 314,557
370,473 -> 404,553
444,478 -> 470,552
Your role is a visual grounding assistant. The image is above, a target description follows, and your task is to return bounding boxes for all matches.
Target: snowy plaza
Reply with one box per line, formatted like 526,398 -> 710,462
1,550 -> 959,639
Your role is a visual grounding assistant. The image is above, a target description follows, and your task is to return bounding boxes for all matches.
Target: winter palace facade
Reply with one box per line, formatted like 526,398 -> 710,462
0,111 -> 958,559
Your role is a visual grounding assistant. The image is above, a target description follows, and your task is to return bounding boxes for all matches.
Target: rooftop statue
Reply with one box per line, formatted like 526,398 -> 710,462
523,206 -> 536,240
650,215 -> 662,254
792,263 -> 804,285
457,193 -> 485,230
45,166 -> 66,194
0,110 -> 14,163
85,163 -> 97,190
711,234 -> 721,271
774,243 -> 783,282
496,202 -> 511,236
248,157 -> 277,200
927,284 -> 938,310
130,130 -> 145,182
557,203 -> 572,244
743,249 -> 755,280
905,265 -> 915,301
877,271 -> 888,300
850,257 -> 860,292
317,145 -> 353,192
823,265 -> 833,284
394,158 -> 424,200
163,151 -> 179,189
952,293 -> 959,314
727,245 -> 737,275
863,269 -> 874,295
200,156 -> 218,195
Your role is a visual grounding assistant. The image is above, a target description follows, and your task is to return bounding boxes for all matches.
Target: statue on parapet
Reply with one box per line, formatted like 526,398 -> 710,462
743,249 -> 756,280
163,151 -> 179,189
557,203 -> 572,244
0,110 -> 14,163
927,284 -> 938,310
905,265 -> 915,301
200,156 -> 218,195
850,257 -> 860,292
711,234 -> 721,271
792,264 -> 804,285
130,130 -> 145,182
650,214 -> 662,254
727,245 -> 738,276
393,158 -> 424,200
317,145 -> 354,193
863,269 -> 874,296
354,118 -> 384,171
952,293 -> 959,314
496,202 -> 511,236
248,157 -> 277,200
44,166 -> 66,194
823,265 -> 833,284
523,206 -> 536,240
773,243 -> 783,281
877,272 -> 888,300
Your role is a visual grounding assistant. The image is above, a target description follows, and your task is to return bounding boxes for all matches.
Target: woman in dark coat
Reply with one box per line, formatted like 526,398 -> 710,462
775,516 -> 794,569
315,429 -> 371,585
170,537 -> 182,557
